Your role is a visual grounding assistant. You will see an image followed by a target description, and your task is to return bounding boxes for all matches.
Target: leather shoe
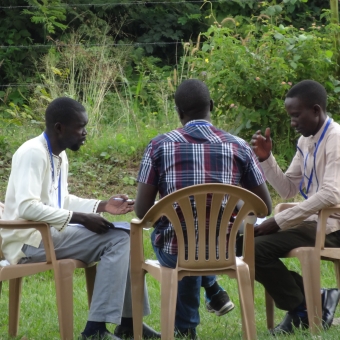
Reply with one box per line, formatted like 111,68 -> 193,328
322,288 -> 340,329
80,330 -> 122,339
270,311 -> 308,335
271,288 -> 340,336
174,327 -> 197,340
114,323 -> 161,339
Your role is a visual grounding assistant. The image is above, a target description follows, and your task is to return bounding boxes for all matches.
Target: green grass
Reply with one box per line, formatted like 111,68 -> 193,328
1,239 -> 340,339
0,124 -> 334,339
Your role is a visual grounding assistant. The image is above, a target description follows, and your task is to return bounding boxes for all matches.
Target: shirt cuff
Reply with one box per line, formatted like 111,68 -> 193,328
59,210 -> 73,231
92,200 -> 101,213
260,153 -> 276,171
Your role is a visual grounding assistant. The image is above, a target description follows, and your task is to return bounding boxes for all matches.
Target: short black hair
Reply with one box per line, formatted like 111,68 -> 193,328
286,80 -> 327,111
45,97 -> 86,129
174,79 -> 211,119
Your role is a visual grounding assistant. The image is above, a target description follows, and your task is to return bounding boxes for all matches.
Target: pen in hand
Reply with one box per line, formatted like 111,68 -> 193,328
112,197 -> 134,203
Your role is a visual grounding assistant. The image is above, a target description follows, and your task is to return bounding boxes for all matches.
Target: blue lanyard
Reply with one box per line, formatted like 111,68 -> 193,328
298,118 -> 331,199
185,121 -> 213,127
43,132 -> 61,208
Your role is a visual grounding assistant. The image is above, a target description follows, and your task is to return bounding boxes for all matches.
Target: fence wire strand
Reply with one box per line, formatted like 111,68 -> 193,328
0,41 -> 196,49
1,0 -> 240,9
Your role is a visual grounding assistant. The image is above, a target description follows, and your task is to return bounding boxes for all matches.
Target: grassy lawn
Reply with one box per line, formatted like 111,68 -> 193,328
0,125 -> 339,339
1,248 -> 340,339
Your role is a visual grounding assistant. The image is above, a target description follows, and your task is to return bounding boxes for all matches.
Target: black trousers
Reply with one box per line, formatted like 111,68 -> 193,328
255,221 -> 340,311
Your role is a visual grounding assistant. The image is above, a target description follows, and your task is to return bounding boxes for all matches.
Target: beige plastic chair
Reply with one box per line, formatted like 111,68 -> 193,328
265,203 -> 340,334
130,183 -> 268,340
0,219 -> 97,340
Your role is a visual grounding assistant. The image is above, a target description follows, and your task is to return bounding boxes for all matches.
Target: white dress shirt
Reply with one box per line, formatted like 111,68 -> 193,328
0,133 -> 100,264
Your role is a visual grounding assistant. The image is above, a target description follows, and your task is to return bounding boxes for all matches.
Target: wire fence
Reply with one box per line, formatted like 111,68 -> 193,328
0,79 -> 179,87
0,0 -> 241,9
0,0 -> 264,88
0,41 -> 192,49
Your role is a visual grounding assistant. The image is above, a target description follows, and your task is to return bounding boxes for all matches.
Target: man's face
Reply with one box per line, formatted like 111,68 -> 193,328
59,111 -> 88,151
285,97 -> 320,137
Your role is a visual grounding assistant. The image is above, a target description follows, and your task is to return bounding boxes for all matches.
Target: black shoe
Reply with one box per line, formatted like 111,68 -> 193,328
205,289 -> 235,316
322,288 -> 340,329
80,330 -> 122,340
174,327 -> 197,340
114,323 -> 161,339
270,311 -> 309,335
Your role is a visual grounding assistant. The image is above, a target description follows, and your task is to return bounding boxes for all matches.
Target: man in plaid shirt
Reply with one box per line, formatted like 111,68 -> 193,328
135,79 -> 272,339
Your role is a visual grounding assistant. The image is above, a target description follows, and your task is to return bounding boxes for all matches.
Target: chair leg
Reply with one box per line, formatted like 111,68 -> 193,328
85,264 -> 97,308
160,268 -> 178,340
297,251 -> 322,334
236,264 -> 257,340
265,290 -> 275,330
8,277 -> 22,337
333,260 -> 340,289
131,266 -> 146,340
55,260 -> 76,340
0,280 -> 2,298
242,223 -> 255,297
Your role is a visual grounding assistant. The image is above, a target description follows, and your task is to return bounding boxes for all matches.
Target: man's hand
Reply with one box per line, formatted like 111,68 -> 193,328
71,212 -> 113,234
254,217 -> 280,237
98,194 -> 135,215
250,128 -> 272,162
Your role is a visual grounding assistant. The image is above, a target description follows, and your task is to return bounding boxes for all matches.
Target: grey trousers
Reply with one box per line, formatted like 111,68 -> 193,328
19,225 -> 150,324
255,221 -> 340,311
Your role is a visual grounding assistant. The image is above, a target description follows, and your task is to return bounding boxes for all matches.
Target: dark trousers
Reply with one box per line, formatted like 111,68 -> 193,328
255,221 -> 340,311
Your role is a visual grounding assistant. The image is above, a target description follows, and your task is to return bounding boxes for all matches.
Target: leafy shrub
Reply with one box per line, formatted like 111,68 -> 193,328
188,20 -> 340,167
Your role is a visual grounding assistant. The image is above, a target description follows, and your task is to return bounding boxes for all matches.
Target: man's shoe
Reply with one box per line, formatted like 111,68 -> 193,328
322,288 -> 340,329
270,311 -> 309,335
205,289 -> 235,316
80,330 -> 122,340
114,323 -> 161,339
174,327 -> 197,340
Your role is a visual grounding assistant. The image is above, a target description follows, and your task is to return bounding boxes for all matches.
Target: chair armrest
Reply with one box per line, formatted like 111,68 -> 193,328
0,220 -> 56,264
319,204 -> 340,220
130,218 -> 142,225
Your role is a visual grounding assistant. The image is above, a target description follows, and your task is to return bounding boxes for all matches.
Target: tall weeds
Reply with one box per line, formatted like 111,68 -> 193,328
39,30 -> 131,136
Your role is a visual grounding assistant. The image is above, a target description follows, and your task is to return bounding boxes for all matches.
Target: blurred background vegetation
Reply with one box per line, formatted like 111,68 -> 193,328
1,2 -> 340,338
0,0 -> 340,199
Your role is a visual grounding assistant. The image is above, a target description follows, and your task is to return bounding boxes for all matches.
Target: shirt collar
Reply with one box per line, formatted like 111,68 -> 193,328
309,116 -> 331,142
184,119 -> 213,127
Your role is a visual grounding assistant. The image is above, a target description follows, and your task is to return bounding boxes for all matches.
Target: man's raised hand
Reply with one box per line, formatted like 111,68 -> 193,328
251,127 -> 272,162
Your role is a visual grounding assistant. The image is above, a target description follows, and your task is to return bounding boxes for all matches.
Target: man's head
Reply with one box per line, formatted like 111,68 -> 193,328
45,97 -> 88,152
174,79 -> 213,124
285,80 -> 328,137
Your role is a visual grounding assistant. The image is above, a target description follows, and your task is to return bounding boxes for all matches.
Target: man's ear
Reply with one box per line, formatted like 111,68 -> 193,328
313,104 -> 322,117
54,122 -> 62,134
210,99 -> 214,112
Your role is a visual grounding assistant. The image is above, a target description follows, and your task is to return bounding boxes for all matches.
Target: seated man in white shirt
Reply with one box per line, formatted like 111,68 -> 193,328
0,97 -> 160,340
251,80 -> 340,334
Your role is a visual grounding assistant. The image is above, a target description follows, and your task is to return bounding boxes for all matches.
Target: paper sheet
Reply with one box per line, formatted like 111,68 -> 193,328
111,221 -> 130,230
255,217 -> 267,225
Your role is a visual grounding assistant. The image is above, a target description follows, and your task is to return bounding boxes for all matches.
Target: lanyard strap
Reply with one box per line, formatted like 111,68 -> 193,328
43,132 -> 61,208
299,118 -> 331,199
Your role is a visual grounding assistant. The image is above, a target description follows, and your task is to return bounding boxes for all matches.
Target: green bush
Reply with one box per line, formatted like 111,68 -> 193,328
189,20 -> 340,167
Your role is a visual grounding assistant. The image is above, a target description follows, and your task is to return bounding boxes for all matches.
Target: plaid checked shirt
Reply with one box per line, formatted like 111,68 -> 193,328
137,120 -> 266,255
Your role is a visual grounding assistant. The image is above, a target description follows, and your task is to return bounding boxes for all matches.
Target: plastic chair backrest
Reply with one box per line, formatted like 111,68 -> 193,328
142,183 -> 267,271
